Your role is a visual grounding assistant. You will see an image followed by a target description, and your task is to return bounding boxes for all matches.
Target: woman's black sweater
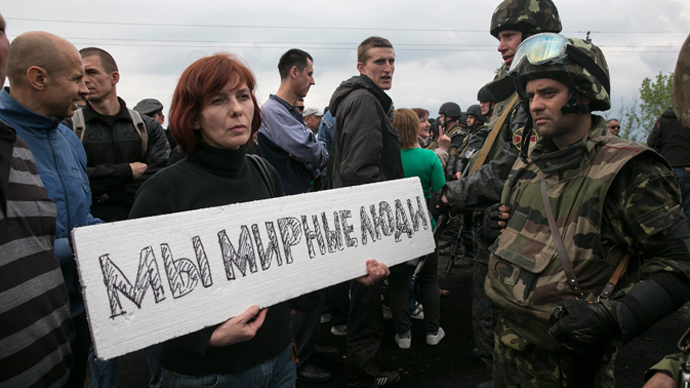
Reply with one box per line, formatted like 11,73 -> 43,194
129,142 -> 291,376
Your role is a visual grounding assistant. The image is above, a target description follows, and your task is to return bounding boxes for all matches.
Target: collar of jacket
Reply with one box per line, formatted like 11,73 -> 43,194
334,74 -> 393,113
357,74 -> 393,112
0,87 -> 61,132
83,97 -> 131,123
485,65 -> 516,102
530,115 -> 608,175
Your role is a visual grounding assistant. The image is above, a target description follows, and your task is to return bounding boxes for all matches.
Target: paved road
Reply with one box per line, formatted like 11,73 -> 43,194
88,254 -> 690,387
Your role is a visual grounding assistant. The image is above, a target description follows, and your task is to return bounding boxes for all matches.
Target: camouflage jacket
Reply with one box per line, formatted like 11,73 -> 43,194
485,115 -> 687,351
446,124 -> 489,178
443,87 -> 529,213
445,125 -> 469,157
426,124 -> 466,152
645,352 -> 684,383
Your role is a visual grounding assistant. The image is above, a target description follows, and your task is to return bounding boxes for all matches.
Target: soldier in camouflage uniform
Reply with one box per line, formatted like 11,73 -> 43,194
428,102 -> 466,168
642,32 -> 690,388
447,104 -> 489,180
430,0 -> 562,371
445,104 -> 490,268
484,33 -> 690,387
478,86 -> 496,122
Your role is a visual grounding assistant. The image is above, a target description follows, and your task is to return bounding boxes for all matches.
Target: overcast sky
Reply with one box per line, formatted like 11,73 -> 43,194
4,0 -> 689,127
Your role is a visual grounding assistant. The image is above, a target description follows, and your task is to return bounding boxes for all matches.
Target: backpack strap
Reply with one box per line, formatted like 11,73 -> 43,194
127,109 -> 148,160
469,94 -> 518,174
247,154 -> 278,198
71,108 -> 149,160
72,109 -> 86,141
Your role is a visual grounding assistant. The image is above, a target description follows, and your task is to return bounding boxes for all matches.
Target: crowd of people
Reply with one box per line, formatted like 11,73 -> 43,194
2,0 -> 690,387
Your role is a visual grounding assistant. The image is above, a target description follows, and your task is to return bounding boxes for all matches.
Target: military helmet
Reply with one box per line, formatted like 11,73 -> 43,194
512,35 -> 611,112
477,86 -> 495,102
439,102 -> 462,118
466,104 -> 487,124
490,0 -> 562,38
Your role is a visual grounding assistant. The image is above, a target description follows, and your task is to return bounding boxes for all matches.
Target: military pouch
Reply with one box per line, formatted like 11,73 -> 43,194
487,208 -> 555,307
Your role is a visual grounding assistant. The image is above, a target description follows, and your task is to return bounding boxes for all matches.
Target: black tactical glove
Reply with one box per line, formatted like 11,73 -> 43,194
428,189 -> 450,221
548,299 -> 621,355
481,203 -> 505,243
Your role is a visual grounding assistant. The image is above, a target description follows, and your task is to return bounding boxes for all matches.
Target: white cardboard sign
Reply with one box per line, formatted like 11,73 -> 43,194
72,177 -> 435,360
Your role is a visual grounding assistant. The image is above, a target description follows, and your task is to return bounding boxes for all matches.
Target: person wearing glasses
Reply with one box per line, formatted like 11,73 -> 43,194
430,0 -> 563,375
294,97 -> 305,113
606,118 -> 621,136
482,33 -> 690,388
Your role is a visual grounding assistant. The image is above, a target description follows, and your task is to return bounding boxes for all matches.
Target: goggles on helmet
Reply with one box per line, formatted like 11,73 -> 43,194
508,33 -> 569,75
508,32 -> 611,94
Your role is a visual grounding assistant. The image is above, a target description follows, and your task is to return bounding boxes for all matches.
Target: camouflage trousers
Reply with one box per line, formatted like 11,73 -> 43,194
492,318 -> 616,388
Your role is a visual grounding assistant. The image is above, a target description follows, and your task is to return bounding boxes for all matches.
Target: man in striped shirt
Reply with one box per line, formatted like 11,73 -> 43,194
0,13 -> 74,387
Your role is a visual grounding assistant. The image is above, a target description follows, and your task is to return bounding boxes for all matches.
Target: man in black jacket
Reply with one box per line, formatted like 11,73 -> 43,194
328,36 -> 403,388
648,107 -> 690,230
64,47 -> 170,223
62,46 -> 169,388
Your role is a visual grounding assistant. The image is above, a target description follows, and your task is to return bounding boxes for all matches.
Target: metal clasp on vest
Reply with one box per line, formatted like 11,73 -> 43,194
570,279 -> 583,300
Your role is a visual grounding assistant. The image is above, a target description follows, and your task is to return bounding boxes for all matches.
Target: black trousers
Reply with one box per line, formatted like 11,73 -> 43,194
346,279 -> 384,388
388,253 -> 441,336
65,312 -> 91,388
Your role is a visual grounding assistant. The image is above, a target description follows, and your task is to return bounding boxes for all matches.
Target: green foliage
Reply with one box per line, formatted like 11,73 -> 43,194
622,72 -> 674,142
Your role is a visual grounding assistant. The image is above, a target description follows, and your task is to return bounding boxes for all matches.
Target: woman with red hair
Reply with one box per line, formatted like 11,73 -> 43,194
129,53 -> 294,387
411,108 -> 432,148
129,53 -> 388,388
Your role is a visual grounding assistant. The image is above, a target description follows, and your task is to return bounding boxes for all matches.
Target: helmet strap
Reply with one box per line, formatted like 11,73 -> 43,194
520,116 -> 534,163
560,89 -> 591,115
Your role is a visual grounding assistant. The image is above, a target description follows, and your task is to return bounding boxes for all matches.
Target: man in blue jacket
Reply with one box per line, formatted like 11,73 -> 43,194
0,30 -> 102,388
258,48 -> 332,384
258,48 -> 328,196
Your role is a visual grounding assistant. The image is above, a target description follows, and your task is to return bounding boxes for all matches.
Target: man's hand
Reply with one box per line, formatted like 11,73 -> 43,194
437,127 -> 451,152
643,372 -> 676,388
548,299 -> 621,354
129,162 -> 148,179
209,305 -> 267,347
485,203 -> 510,231
356,259 -> 390,286
642,372 -> 678,388
429,190 -> 451,221
481,203 -> 510,243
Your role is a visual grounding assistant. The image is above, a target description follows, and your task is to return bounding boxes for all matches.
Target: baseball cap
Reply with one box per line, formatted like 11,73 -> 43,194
303,107 -> 323,117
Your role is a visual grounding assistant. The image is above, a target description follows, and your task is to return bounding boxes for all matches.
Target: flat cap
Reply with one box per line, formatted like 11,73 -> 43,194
303,107 -> 323,117
133,98 -> 163,116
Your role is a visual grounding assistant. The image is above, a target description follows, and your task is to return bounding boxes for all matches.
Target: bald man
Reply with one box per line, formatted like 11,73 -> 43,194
0,18 -> 76,388
0,31 -> 102,387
